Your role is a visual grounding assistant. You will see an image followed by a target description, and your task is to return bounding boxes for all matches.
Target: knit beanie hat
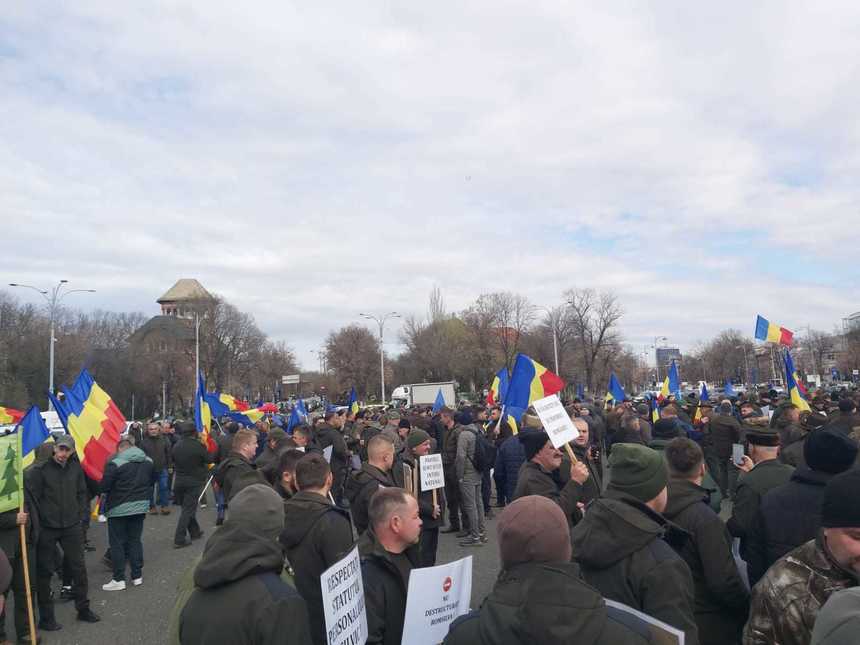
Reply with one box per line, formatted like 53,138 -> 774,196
518,429 -> 550,461
803,430 -> 859,475
607,443 -> 667,503
228,484 -> 285,539
821,469 -> 860,528
407,429 -> 431,450
398,418 -> 412,430
838,398 -> 856,413
652,418 -> 679,440
268,428 -> 287,443
497,496 -> 571,568
454,410 -> 473,426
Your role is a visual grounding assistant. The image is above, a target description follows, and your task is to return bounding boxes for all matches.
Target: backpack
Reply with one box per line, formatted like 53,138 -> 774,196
465,427 -> 494,472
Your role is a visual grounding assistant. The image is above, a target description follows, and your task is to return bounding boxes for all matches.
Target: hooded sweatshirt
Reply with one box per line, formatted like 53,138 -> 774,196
180,484 -> 312,645
280,491 -> 354,645
443,561 -> 650,645
571,490 -> 699,645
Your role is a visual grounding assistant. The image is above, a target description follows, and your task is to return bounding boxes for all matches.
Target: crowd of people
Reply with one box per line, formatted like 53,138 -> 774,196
0,384 -> 859,644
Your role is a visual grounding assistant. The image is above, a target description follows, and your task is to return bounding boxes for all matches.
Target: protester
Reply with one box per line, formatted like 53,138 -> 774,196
570,417 -> 602,504
745,428 -> 859,587
171,421 -> 213,547
439,407 -> 466,535
663,438 -> 749,645
706,401 -> 741,499
180,484 -> 313,645
312,411 -> 349,505
744,468 -> 860,645
292,425 -> 311,451
571,443 -> 699,644
30,435 -> 100,628
140,422 -> 172,515
100,437 -> 156,591
255,427 -> 290,478
444,496 -> 651,644
280,453 -> 353,645
393,429 -> 444,566
272,449 -> 305,507
345,433 -> 396,535
455,411 -> 486,546
213,428 -> 266,504
726,426 -> 793,553
0,468 -> 37,643
491,419 -> 523,509
513,429 -> 590,538
810,586 -> 860,645
360,487 -> 421,645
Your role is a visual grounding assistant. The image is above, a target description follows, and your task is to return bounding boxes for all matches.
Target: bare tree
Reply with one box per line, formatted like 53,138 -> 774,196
563,288 -> 623,392
802,329 -> 834,376
325,324 -> 381,399
428,286 -> 446,323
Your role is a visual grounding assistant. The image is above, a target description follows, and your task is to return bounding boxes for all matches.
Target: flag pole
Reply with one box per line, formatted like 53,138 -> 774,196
17,432 -> 36,644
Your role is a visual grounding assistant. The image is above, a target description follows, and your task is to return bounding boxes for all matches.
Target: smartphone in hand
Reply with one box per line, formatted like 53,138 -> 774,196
732,443 -> 745,467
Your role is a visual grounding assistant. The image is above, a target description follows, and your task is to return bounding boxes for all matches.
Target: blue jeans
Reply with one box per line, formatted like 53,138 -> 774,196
151,469 -> 169,508
215,488 -> 225,520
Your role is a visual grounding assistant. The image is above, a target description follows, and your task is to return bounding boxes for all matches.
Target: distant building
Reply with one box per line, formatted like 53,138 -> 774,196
655,346 -> 682,380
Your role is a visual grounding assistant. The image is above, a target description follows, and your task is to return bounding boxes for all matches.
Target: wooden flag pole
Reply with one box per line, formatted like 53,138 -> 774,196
19,501 -> 36,644
563,442 -> 579,464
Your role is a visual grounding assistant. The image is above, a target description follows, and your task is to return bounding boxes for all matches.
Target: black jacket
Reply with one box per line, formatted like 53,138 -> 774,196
358,529 -> 420,645
493,435 -> 526,502
746,465 -> 835,587
345,464 -> 395,535
280,491 -> 354,645
140,434 -> 171,472
313,425 -> 348,474
392,452 -> 445,529
512,461 -> 583,531
28,457 -> 89,530
443,561 -> 650,645
172,435 -> 213,487
709,415 -> 741,459
571,490 -> 699,645
0,486 -> 39,557
180,510 -> 312,645
213,453 -> 265,502
571,443 -> 603,504
663,479 -> 749,645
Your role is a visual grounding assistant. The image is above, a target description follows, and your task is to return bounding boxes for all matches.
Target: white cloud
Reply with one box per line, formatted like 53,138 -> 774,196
2,2 -> 858,369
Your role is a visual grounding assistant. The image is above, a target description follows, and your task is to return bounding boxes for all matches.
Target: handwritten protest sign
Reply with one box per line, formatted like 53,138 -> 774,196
320,546 -> 367,645
401,556 -> 472,645
419,454 -> 444,492
533,394 -> 579,448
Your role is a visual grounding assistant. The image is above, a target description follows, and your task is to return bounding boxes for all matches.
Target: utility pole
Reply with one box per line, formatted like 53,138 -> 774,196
537,306 -> 560,375
360,312 -> 400,404
9,280 -> 96,410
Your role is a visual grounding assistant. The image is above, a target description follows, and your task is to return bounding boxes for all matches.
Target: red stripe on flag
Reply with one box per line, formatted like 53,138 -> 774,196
538,370 -> 565,397
779,328 -> 793,346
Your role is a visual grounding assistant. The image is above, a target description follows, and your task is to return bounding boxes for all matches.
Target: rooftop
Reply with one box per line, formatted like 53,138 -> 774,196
157,279 -> 213,304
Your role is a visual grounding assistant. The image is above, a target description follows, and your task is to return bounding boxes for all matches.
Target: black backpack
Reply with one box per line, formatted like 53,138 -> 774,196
465,427 -> 494,472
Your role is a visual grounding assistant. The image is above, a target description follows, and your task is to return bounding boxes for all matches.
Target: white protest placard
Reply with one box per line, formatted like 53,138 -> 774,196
323,445 -> 333,463
320,546 -> 367,645
401,556 -> 472,645
533,394 -> 579,448
419,454 -> 444,492
604,599 -> 684,645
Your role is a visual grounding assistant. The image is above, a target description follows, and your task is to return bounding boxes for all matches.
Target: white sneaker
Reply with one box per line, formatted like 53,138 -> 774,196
132,577 -> 143,586
102,579 -> 126,591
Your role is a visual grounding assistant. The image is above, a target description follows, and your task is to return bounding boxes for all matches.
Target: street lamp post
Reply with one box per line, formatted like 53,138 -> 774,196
736,345 -> 750,386
9,280 -> 96,410
536,306 -> 560,375
360,312 -> 400,404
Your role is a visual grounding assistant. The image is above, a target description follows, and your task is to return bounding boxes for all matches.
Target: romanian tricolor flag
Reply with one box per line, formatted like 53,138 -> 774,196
693,383 -> 709,425
0,407 -> 24,426
658,360 -> 681,403
784,349 -> 811,412
606,373 -> 626,405
194,372 -> 218,453
219,393 -> 249,412
227,407 -> 266,428
17,405 -> 51,467
505,354 -> 565,412
755,315 -> 794,347
486,367 -> 510,406
651,398 -> 660,424
47,369 -> 124,482
346,387 -> 359,416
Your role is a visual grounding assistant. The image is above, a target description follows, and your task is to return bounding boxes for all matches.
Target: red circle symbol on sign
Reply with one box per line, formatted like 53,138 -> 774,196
442,576 -> 453,593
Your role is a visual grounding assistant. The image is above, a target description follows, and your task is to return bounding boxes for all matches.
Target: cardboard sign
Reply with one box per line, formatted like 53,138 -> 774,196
320,546 -> 367,645
533,394 -> 579,448
401,556 -> 472,645
604,599 -> 684,645
419,454 -> 444,492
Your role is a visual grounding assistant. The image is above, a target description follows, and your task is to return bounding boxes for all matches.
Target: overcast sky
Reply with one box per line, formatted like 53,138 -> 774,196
3,3 -> 859,370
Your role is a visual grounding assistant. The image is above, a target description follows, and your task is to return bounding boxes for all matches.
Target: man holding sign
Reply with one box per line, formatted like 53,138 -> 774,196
393,429 -> 445,566
512,425 -> 590,539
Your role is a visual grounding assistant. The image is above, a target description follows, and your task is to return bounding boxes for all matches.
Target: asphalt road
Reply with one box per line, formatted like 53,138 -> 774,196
4,500 -> 505,645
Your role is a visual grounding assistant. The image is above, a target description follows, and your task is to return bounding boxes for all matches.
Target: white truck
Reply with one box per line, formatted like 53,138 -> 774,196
390,381 -> 456,408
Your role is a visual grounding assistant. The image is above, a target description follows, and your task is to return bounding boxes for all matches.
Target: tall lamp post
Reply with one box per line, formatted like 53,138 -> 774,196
9,280 -> 96,410
536,306 -> 560,375
360,311 -> 400,404
736,345 -> 750,386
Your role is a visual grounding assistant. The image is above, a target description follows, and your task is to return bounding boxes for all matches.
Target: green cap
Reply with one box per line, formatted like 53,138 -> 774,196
607,443 -> 667,503
407,429 -> 431,450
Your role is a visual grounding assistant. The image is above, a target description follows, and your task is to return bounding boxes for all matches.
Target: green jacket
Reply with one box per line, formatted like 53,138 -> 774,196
726,458 -> 794,544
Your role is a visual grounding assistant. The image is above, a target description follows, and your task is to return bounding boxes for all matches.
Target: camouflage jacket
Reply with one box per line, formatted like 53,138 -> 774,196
743,534 -> 858,645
